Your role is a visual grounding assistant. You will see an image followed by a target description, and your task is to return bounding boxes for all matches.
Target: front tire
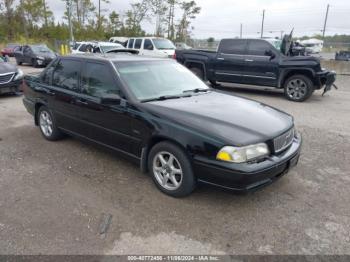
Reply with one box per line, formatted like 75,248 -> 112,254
32,59 -> 39,68
284,74 -> 314,102
16,59 -> 22,65
148,142 -> 195,197
38,106 -> 63,141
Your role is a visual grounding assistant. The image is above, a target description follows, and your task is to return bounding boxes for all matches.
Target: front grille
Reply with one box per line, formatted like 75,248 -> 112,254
0,73 -> 15,84
273,128 -> 294,153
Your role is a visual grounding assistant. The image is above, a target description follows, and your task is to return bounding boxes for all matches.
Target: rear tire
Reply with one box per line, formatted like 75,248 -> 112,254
37,106 -> 63,141
190,67 -> 204,80
148,142 -> 196,197
32,59 -> 38,68
284,74 -> 314,102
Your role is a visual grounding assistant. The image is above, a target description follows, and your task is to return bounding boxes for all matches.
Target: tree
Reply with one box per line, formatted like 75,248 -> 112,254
166,0 -> 178,40
1,0 -> 16,40
149,0 -> 168,36
176,0 -> 201,42
124,0 -> 149,36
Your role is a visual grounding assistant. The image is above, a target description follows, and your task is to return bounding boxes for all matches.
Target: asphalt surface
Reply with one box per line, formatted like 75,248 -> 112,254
0,62 -> 349,255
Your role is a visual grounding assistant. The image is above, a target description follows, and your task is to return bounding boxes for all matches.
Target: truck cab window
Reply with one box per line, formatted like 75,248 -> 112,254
219,39 -> 247,55
144,39 -> 154,50
248,40 -> 274,56
82,62 -> 120,98
53,59 -> 81,91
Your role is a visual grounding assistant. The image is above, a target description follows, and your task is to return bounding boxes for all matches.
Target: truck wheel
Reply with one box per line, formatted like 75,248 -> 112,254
32,59 -> 39,68
148,141 -> 196,197
190,67 -> 204,80
37,106 -> 63,141
284,75 -> 314,102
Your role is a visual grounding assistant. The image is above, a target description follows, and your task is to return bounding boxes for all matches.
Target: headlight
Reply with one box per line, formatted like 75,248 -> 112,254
216,143 -> 270,163
37,56 -> 45,60
14,69 -> 24,80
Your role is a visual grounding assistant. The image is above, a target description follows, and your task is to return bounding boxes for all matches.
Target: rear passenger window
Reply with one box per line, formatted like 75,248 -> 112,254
219,39 -> 247,55
248,40 -> 273,56
82,62 -> 119,98
53,59 -> 81,91
128,39 -> 135,48
134,39 -> 142,49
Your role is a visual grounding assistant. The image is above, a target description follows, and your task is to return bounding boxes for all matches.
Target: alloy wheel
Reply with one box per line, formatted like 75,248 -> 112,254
286,79 -> 307,100
153,151 -> 183,191
39,111 -> 53,137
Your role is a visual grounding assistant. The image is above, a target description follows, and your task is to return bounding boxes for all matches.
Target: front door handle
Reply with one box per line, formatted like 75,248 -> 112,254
45,89 -> 55,96
75,99 -> 88,105
245,59 -> 254,62
217,57 -> 225,61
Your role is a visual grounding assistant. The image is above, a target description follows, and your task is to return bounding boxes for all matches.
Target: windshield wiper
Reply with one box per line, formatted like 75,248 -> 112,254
142,95 -> 182,102
183,88 -> 210,94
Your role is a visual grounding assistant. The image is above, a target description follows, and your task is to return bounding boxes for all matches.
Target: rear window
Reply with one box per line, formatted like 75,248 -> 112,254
219,39 -> 247,55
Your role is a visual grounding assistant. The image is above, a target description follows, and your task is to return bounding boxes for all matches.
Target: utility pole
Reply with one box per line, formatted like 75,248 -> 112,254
261,9 -> 265,38
240,23 -> 242,38
322,4 -> 330,39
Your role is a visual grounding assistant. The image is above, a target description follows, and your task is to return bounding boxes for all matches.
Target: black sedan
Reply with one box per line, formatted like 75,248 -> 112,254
0,57 -> 24,95
14,44 -> 56,67
22,55 -> 302,197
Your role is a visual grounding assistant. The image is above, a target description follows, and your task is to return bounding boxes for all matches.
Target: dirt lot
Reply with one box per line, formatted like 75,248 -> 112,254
0,63 -> 349,255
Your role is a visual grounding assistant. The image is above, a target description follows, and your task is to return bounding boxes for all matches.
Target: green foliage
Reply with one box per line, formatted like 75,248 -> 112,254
0,0 -> 202,48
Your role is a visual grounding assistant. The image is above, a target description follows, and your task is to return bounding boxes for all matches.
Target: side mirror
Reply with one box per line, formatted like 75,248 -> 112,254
265,50 -> 276,59
100,93 -> 121,105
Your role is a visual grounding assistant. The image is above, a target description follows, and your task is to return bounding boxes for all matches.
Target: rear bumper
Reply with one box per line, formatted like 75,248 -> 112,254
0,79 -> 22,94
193,133 -> 302,192
23,97 -> 36,116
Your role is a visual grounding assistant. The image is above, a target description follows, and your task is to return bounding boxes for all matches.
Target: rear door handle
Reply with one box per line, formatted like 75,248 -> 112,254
217,57 -> 225,61
245,59 -> 254,62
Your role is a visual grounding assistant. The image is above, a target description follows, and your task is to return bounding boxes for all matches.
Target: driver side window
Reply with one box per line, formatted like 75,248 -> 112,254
82,62 -> 119,98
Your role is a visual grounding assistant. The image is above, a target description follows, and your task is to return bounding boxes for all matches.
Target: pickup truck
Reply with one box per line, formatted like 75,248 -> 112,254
175,36 -> 336,102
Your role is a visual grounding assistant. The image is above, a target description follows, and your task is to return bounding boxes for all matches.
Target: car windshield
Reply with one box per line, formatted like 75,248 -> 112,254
153,39 -> 175,50
115,61 -> 209,101
31,45 -> 53,53
100,44 -> 124,53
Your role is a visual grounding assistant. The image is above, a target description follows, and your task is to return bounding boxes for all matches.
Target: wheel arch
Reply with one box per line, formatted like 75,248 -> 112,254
184,60 -> 207,80
279,69 -> 316,88
34,101 -> 47,126
140,135 -> 190,173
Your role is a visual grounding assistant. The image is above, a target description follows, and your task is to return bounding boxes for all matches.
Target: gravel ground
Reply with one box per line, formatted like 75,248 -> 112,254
0,63 -> 349,255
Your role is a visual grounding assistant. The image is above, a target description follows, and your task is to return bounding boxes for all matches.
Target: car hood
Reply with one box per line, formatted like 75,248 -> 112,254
0,62 -> 17,74
142,91 -> 293,146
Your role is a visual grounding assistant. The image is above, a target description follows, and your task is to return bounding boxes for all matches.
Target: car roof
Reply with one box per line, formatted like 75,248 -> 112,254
62,53 -> 171,63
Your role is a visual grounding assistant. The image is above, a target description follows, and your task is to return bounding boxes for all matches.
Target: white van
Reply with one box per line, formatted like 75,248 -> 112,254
126,37 -> 176,58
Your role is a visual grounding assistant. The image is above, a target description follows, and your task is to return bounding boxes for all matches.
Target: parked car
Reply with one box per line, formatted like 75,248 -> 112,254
71,41 -> 125,54
109,37 -> 129,46
14,44 -> 57,67
0,57 -> 24,95
335,51 -> 350,61
1,43 -> 20,57
126,37 -> 176,58
22,54 -> 302,197
175,35 -> 336,102
175,42 -> 192,50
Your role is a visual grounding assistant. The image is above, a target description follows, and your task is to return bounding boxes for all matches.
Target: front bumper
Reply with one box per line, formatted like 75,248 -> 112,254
316,70 -> 337,95
36,58 -> 53,66
193,133 -> 302,192
0,79 -> 22,94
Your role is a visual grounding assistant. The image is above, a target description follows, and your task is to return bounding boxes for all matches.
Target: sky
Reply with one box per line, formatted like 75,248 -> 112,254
46,0 -> 350,39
